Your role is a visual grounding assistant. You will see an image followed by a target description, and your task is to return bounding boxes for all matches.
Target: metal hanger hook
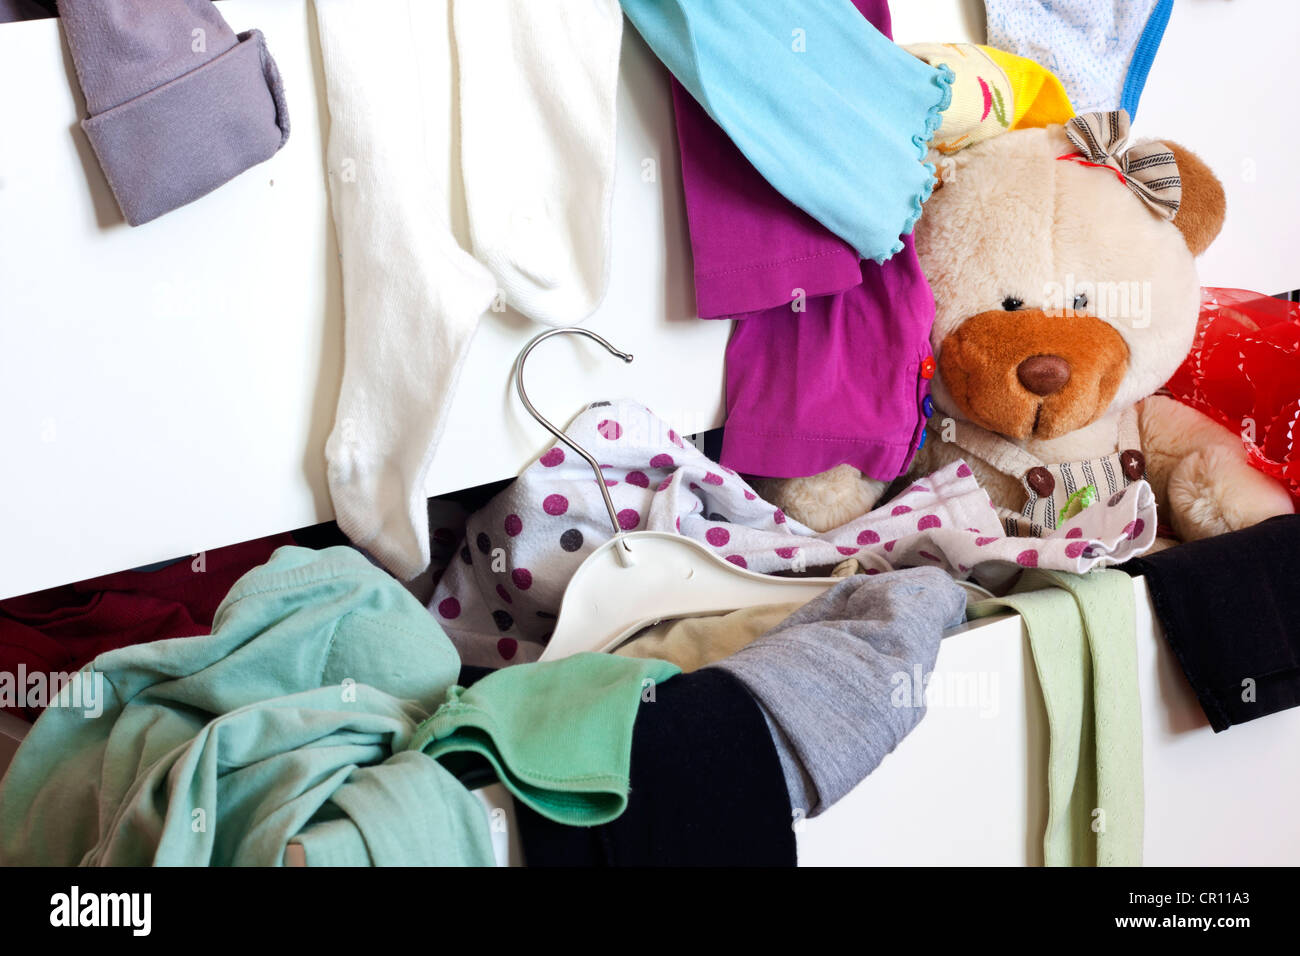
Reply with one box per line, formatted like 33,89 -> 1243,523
514,328 -> 634,544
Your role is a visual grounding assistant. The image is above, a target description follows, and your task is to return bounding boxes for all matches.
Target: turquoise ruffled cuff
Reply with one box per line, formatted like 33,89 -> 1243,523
622,0 -> 957,263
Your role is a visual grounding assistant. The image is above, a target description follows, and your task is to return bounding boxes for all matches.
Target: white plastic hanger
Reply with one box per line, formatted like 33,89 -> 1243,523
515,327 -> 843,662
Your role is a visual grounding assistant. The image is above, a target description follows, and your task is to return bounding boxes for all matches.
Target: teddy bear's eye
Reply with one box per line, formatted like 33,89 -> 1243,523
1002,296 -> 1024,311
1073,293 -> 1088,311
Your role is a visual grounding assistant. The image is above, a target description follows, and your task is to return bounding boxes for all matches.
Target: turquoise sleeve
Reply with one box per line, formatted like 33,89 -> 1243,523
620,0 -> 952,262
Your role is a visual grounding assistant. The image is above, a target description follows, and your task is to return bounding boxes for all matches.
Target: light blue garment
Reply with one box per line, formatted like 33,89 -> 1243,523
619,0 -> 952,263
1119,0 -> 1173,121
985,0 -> 1172,121
0,546 -> 495,867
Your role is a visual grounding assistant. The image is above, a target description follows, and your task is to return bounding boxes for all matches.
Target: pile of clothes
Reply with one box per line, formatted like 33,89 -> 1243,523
0,542 -> 961,866
7,0 -> 1294,870
4,403 -> 1299,866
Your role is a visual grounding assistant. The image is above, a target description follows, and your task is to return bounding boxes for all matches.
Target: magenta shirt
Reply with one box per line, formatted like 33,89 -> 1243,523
672,0 -> 936,481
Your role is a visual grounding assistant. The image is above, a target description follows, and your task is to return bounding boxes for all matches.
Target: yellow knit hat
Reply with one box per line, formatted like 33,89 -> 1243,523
981,45 -> 1074,129
906,42 -> 1074,156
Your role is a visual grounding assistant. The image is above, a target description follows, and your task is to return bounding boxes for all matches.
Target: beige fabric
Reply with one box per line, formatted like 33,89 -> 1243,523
613,558 -> 861,671
613,603 -> 804,672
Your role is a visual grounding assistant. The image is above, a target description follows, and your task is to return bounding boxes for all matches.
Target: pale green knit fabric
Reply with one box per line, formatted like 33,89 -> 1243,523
968,568 -> 1142,866
414,653 -> 680,826
0,546 -> 492,866
0,547 -> 680,866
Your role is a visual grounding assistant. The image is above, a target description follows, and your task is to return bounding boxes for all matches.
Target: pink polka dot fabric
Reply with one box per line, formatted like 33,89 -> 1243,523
428,402 -> 1158,668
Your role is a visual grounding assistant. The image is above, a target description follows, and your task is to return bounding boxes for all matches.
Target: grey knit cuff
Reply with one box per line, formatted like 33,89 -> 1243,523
81,29 -> 290,226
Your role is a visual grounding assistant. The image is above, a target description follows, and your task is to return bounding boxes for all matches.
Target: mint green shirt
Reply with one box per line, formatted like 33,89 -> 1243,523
0,547 -> 682,865
0,547 -> 491,866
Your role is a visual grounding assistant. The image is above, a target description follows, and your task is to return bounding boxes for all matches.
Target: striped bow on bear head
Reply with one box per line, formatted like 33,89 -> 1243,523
1059,110 -> 1181,221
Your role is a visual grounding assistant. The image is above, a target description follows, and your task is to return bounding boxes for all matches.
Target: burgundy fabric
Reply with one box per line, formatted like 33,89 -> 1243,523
0,533 -> 292,721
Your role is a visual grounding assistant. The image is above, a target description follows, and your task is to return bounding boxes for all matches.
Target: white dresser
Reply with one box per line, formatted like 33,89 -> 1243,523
1,0 -> 1297,866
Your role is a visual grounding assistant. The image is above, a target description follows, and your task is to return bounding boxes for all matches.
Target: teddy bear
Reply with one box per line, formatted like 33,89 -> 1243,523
761,113 -> 1295,543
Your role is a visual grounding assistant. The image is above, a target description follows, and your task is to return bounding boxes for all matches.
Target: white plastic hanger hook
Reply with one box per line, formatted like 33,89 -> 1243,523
514,327 -> 636,566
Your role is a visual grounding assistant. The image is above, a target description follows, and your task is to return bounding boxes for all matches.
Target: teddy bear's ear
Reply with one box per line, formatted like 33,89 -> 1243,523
1165,141 -> 1226,256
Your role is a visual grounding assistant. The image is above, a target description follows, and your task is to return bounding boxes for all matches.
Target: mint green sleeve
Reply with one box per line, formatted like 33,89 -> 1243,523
1030,569 -> 1142,867
968,587 -> 1097,866
0,547 -> 494,867
413,653 -> 681,826
967,568 -> 1141,867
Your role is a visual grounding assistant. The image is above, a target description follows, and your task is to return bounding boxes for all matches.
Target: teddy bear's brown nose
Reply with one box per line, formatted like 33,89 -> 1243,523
1017,355 -> 1071,395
